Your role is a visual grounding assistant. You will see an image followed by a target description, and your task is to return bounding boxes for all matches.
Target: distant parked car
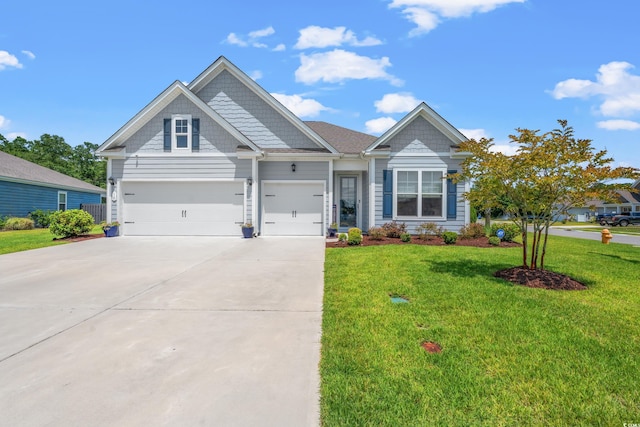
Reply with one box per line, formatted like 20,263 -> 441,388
609,212 -> 640,227
596,213 -> 618,225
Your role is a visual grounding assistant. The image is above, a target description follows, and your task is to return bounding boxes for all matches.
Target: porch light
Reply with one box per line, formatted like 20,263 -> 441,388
108,177 -> 115,186
291,163 -> 296,172
247,177 -> 253,186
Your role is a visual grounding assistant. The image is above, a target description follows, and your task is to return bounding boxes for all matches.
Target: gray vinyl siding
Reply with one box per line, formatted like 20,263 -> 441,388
110,157 -> 252,224
374,158 -> 466,233
391,116 -> 454,154
125,94 -> 241,154
195,70 -> 320,150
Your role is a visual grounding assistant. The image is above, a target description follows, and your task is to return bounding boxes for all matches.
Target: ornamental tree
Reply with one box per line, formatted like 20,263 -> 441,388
455,120 -> 638,270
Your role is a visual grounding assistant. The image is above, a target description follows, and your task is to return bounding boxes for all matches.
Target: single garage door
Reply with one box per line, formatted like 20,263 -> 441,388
262,182 -> 324,236
122,181 -> 245,236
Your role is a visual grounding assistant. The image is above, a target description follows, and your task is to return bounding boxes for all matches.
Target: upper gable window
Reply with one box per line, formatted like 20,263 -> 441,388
172,114 -> 192,150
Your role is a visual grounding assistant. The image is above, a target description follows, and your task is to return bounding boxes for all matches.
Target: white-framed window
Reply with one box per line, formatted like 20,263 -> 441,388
394,169 -> 446,218
58,191 -> 67,211
172,114 -> 192,150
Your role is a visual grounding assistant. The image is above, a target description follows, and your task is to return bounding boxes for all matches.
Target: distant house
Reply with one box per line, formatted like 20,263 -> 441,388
0,150 -> 105,218
567,179 -> 640,220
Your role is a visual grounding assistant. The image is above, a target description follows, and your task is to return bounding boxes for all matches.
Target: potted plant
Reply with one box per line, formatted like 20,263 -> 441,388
241,223 -> 254,238
101,221 -> 120,237
328,222 -> 338,237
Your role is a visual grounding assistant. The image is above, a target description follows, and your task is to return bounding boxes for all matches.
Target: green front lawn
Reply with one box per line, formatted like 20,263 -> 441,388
0,225 -> 103,255
321,236 -> 640,426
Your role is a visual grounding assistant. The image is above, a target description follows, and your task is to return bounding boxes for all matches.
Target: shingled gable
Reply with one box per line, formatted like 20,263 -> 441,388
364,102 -> 469,154
188,56 -> 338,154
97,80 -> 259,154
0,150 -> 104,194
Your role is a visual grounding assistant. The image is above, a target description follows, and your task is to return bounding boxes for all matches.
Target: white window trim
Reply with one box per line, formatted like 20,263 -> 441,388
393,168 -> 447,220
57,191 -> 67,211
172,114 -> 192,151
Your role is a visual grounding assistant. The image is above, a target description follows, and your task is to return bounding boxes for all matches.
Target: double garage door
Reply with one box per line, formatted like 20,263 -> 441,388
122,181 -> 245,236
262,182 -> 324,236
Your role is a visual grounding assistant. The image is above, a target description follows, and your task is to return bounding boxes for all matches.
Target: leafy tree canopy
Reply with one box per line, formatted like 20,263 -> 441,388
0,133 -> 106,188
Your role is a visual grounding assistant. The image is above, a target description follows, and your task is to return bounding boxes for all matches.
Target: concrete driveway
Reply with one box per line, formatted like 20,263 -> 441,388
0,236 -> 325,426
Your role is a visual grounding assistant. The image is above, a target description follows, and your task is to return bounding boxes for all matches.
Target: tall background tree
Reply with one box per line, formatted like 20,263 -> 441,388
0,134 -> 106,188
456,120 -> 638,270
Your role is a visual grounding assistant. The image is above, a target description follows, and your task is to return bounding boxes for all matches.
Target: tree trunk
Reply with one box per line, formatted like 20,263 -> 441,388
484,209 -> 491,228
540,221 -> 551,270
521,219 -> 528,268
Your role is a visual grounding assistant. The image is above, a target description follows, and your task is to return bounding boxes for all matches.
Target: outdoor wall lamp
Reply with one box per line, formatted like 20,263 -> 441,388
108,177 -> 115,186
291,163 -> 296,172
247,177 -> 253,186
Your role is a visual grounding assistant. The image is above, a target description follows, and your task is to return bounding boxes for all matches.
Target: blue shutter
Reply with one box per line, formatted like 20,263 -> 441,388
163,119 -> 171,152
383,169 -> 393,219
447,170 -> 457,219
192,118 -> 200,152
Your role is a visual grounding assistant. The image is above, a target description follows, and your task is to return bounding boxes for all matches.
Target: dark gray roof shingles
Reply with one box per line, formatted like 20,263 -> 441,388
0,150 -> 105,193
305,121 -> 377,154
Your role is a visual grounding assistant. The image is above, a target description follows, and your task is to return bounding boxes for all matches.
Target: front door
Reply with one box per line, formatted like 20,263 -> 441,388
339,176 -> 357,230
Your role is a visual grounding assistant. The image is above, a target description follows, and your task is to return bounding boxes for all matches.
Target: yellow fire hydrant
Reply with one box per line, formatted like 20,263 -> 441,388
601,228 -> 613,244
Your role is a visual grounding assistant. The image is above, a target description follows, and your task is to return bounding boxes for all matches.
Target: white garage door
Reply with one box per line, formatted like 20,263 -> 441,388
262,182 -> 324,236
122,181 -> 245,236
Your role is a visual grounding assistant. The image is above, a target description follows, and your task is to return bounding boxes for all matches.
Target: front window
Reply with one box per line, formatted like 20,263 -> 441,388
58,191 -> 67,211
394,169 -> 445,218
172,115 -> 191,149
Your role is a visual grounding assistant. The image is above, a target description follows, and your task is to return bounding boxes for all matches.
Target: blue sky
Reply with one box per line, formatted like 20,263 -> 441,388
1,0 -> 639,169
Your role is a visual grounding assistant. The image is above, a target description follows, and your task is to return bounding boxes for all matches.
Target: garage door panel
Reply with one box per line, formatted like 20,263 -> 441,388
122,182 -> 244,236
262,182 -> 324,236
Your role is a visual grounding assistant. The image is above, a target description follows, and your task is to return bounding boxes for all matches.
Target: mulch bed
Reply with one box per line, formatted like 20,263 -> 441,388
53,234 -> 105,243
326,235 -> 520,248
494,266 -> 587,291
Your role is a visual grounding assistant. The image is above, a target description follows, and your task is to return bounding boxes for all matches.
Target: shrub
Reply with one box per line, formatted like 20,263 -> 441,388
489,223 -> 520,242
347,227 -> 362,246
470,206 -> 478,223
4,217 -> 35,230
400,232 -> 411,243
381,221 -> 406,238
368,227 -> 386,240
488,236 -> 501,246
458,223 -> 486,239
443,231 -> 458,245
338,233 -> 347,242
415,222 -> 444,240
49,209 -> 94,238
0,215 -> 7,229
28,209 -> 55,228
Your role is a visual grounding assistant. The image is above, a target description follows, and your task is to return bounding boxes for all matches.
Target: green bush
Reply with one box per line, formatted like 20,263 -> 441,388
458,223 -> 486,239
347,227 -> 362,246
489,223 -> 520,242
368,227 -> 386,240
49,209 -> 94,238
28,209 -> 55,228
0,215 -> 7,229
416,222 -> 444,240
4,217 -> 35,230
400,232 -> 411,242
338,233 -> 347,242
443,231 -> 458,245
381,221 -> 406,238
470,206 -> 477,223
488,236 -> 501,246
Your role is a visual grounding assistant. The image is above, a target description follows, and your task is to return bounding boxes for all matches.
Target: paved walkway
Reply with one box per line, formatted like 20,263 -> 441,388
0,236 -> 325,426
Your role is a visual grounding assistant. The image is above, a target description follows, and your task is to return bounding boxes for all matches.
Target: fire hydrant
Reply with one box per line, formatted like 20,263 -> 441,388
601,228 -> 613,244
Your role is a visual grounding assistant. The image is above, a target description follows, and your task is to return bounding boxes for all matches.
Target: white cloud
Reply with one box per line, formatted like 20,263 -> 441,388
0,115 -> 9,129
295,49 -> 403,86
459,128 -> 489,140
250,70 -> 263,81
389,0 -> 525,35
21,50 -> 35,60
375,93 -> 421,113
271,93 -> 329,118
0,50 -> 23,71
489,143 -> 519,156
294,26 -> 382,49
365,117 -> 397,134
225,26 -> 278,49
596,119 -> 640,131
6,132 -> 26,140
551,61 -> 640,117
273,43 -> 286,52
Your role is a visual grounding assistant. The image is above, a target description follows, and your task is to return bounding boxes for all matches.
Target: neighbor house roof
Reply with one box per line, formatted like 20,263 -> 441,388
304,121 -> 377,154
0,150 -> 105,194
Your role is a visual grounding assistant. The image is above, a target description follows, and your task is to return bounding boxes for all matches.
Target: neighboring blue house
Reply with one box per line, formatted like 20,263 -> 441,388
0,150 -> 105,218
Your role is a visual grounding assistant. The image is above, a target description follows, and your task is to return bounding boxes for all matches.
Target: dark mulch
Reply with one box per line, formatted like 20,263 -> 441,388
494,266 -> 587,291
326,235 -> 520,248
53,234 -> 105,243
